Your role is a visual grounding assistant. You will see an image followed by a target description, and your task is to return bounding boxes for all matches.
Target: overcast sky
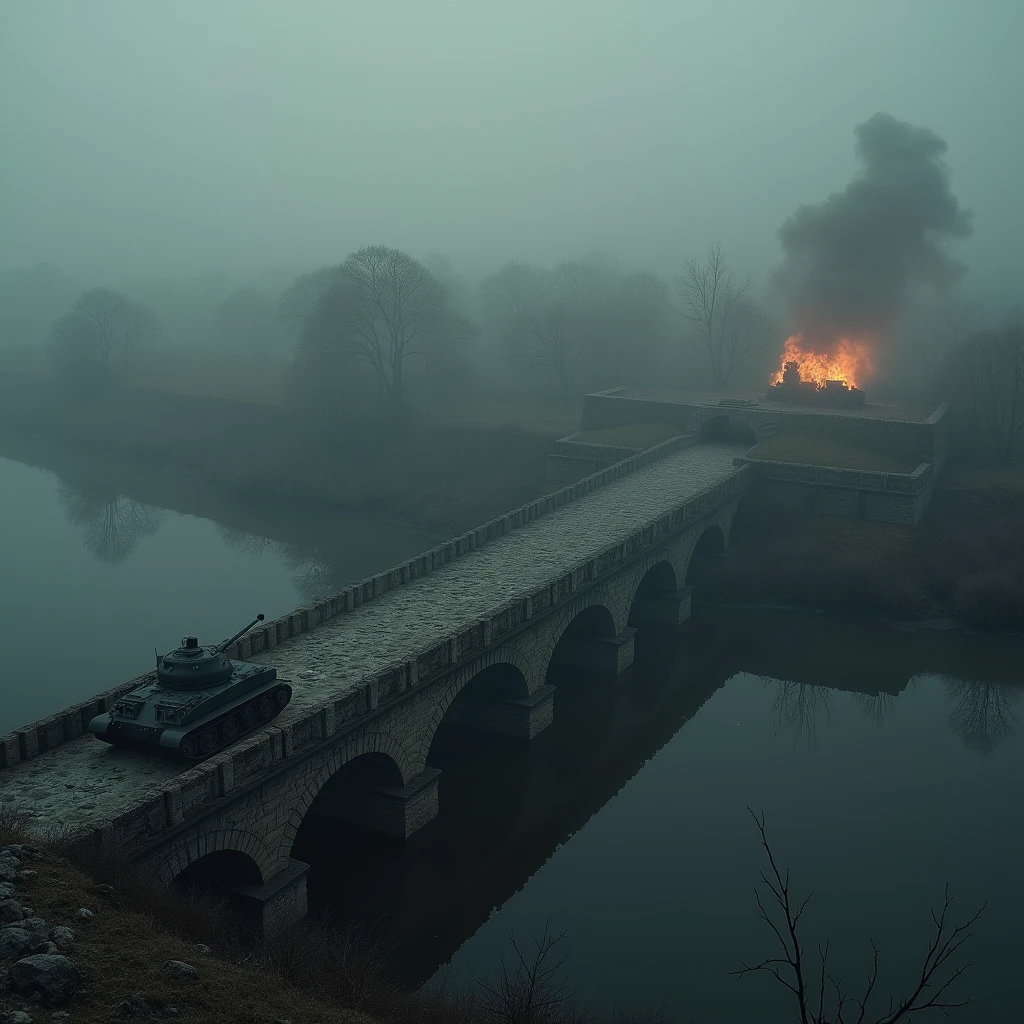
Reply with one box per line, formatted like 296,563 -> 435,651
1,0 -> 1021,299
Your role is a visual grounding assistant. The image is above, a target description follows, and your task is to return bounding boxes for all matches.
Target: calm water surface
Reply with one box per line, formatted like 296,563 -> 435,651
3,447 -> 1023,1022
297,611 -> 1024,1023
0,453 -> 434,731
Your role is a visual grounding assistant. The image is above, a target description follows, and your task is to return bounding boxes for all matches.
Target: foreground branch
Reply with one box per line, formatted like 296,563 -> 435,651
731,809 -> 985,1023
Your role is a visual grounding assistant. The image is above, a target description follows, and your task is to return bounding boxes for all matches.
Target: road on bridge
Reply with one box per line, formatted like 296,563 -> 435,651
1,441 -> 746,833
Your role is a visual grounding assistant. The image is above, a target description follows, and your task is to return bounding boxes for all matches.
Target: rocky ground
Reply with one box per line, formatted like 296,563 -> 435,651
0,836 -> 368,1024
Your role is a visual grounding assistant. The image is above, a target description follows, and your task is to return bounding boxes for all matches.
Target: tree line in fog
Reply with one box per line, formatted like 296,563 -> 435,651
0,248 -> 1021,458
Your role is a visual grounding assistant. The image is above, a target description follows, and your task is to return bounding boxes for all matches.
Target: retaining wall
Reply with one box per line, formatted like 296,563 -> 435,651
580,389 -> 948,470
740,457 -> 935,525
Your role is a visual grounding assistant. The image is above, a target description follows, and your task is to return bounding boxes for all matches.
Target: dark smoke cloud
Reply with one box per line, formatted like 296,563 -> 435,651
776,113 -> 972,349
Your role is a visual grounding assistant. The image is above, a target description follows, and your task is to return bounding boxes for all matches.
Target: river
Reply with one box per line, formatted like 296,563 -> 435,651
2,448 -> 1023,1021
0,451 -> 436,732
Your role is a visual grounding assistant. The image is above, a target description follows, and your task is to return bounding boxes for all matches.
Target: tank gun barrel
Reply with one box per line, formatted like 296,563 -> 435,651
216,613 -> 265,654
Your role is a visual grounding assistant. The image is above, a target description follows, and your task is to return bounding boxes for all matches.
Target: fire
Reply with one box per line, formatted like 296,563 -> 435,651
769,334 -> 875,389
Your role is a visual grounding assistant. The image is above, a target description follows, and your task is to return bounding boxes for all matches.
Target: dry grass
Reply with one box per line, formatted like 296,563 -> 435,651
0,346 -> 287,406
693,464 -> 1024,630
0,371 -> 558,536
564,424 -> 684,449
0,843 -> 370,1024
0,817 -> 665,1024
747,434 -> 917,473
423,395 -> 583,439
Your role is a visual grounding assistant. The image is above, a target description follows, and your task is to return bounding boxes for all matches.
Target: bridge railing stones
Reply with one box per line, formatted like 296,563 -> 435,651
735,456 -> 934,495
0,432 -> 702,773
70,465 -> 752,856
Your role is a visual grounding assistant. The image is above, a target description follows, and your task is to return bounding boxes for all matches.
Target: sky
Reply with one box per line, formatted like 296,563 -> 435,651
1,0 -> 1021,301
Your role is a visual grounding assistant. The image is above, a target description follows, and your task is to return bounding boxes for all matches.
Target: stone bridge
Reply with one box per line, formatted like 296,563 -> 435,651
1,439 -> 750,935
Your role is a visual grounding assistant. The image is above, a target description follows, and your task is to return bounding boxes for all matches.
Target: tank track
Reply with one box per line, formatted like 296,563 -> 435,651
178,683 -> 293,759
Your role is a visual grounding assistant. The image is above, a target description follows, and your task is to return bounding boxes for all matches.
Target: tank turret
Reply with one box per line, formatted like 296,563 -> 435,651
88,613 -> 292,759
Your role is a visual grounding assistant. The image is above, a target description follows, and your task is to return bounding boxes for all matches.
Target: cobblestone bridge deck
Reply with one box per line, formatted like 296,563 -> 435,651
1,442 -> 746,836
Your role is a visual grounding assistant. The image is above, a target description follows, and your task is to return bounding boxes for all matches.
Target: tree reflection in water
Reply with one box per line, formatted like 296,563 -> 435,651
852,690 -> 897,727
58,483 -> 165,564
214,525 -> 281,561
761,676 -> 832,749
939,675 -> 1022,757
215,526 -> 342,603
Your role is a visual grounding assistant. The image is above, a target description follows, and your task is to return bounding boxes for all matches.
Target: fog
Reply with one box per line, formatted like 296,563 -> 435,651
2,1 -> 1022,302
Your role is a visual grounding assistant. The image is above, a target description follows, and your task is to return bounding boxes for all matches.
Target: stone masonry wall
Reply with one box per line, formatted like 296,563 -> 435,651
126,495 -> 743,886
0,434 -> 697,772
580,390 -> 948,468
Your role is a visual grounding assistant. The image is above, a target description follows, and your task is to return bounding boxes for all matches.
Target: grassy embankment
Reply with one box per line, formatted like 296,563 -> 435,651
0,350 -> 584,537
697,452 -> 1024,630
0,811 -> 663,1024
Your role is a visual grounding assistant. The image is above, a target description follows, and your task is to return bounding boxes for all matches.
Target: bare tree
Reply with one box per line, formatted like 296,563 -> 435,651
483,260 -> 595,400
943,310 -> 1024,458
47,288 -> 159,377
733,809 -> 984,1023
276,265 -> 340,336
120,299 -> 161,361
294,246 -> 470,407
71,287 -> 126,367
675,245 -> 770,388
474,923 -> 575,1024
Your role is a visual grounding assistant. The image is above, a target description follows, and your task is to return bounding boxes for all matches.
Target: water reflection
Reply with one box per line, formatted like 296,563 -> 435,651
216,525 -> 343,602
852,689 -> 898,727
57,482 -> 165,564
941,676 -> 1021,756
762,676 -> 833,748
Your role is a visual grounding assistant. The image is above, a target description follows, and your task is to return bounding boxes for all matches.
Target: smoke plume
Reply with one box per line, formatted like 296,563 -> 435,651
776,113 -> 972,350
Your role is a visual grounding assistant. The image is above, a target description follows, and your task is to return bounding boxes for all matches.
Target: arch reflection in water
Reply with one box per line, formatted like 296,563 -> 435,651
292,616 -> 735,986
57,482 -> 165,564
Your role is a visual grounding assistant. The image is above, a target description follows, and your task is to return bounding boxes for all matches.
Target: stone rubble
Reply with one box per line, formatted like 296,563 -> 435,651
163,960 -> 199,981
0,845 -> 80,1009
9,955 -> 80,1006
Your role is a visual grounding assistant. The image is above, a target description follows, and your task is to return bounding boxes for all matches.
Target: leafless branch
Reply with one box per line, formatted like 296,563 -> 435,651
732,808 -> 984,1023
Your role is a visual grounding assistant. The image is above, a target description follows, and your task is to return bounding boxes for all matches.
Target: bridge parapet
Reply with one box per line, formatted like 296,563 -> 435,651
1,433 -> 701,773
59,464 -> 752,857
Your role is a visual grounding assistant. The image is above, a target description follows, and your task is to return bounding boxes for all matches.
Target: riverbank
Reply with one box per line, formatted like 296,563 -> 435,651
692,465 -> 1024,630
0,371 -> 563,537
0,811 -> 663,1024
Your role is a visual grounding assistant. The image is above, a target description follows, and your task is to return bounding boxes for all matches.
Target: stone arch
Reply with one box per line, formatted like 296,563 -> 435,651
157,827 -> 274,885
683,522 -> 727,587
541,591 -> 623,683
280,733 -> 417,855
417,646 -> 538,765
626,557 -> 680,627
687,407 -> 773,445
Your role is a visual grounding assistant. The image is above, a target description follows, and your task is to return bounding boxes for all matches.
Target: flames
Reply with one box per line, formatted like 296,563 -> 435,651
769,334 -> 875,389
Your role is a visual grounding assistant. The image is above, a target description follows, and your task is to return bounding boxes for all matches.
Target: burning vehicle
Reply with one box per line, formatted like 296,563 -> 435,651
765,335 -> 870,409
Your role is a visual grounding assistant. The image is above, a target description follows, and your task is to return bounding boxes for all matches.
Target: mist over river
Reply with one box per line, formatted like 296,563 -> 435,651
2,446 -> 1022,1022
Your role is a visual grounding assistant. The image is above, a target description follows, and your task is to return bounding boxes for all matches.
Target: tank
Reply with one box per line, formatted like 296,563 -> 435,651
87,614 -> 292,759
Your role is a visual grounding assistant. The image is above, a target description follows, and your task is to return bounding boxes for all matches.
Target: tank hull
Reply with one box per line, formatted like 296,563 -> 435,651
88,660 -> 292,760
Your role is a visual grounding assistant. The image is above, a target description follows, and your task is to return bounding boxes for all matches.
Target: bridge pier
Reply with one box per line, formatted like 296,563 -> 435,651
312,767 -> 441,839
445,684 -> 556,740
552,628 -> 636,676
629,586 -> 693,628
229,858 -> 309,939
